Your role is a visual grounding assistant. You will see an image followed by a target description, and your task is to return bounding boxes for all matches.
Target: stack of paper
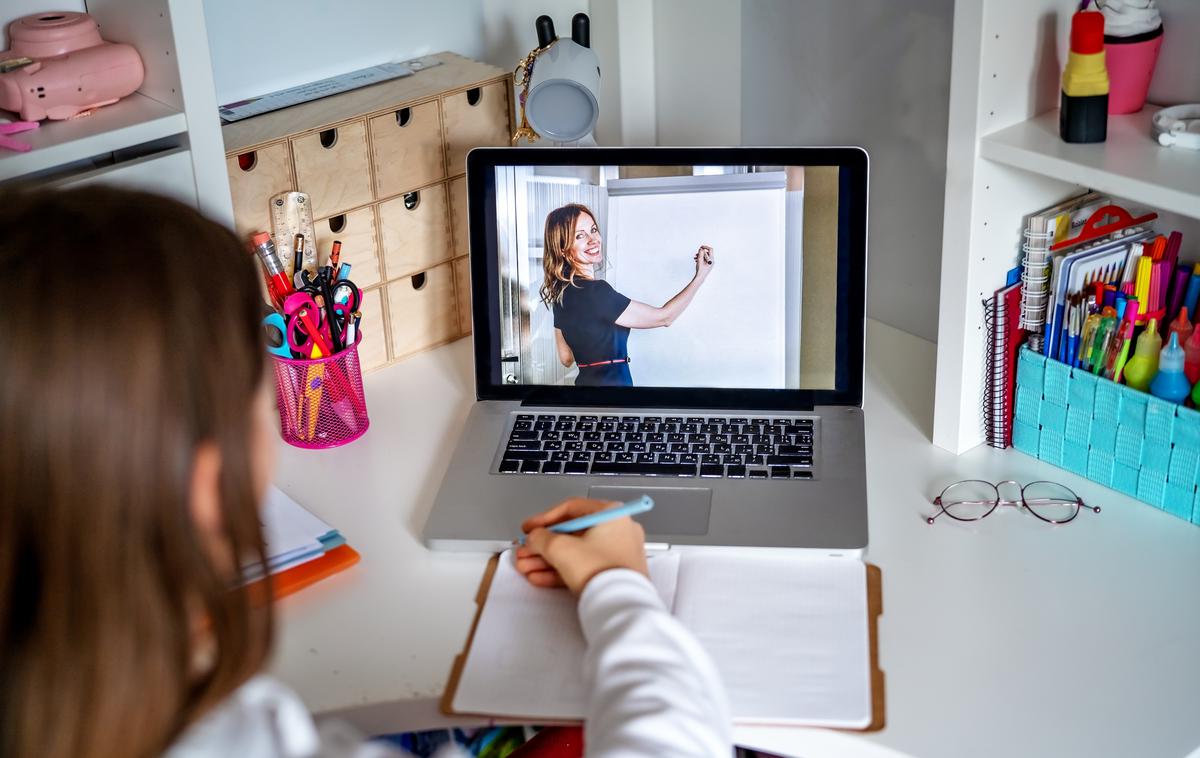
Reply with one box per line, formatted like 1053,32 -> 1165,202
244,486 -> 359,600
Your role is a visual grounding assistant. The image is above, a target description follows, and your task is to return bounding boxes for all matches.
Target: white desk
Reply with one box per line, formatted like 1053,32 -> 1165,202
270,320 -> 1200,758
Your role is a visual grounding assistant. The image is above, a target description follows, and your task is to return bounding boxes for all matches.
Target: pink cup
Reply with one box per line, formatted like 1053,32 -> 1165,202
1105,28 -> 1163,114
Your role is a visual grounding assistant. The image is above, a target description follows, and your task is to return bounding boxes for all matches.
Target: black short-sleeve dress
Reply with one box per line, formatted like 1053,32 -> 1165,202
553,279 -> 633,386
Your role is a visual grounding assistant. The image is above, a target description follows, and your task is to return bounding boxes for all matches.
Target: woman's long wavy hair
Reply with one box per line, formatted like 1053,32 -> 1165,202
539,203 -> 599,307
0,186 -> 272,758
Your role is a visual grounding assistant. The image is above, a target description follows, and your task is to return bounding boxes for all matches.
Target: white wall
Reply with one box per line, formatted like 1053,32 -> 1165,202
200,1 -> 486,106
652,0 -> 742,146
740,0 -> 955,344
1149,0 -> 1200,104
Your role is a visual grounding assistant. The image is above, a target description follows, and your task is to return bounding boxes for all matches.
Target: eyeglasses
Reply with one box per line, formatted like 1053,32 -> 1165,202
927,480 -> 1100,525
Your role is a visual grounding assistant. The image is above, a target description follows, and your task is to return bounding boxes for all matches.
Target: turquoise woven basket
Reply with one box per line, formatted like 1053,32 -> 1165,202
1014,347 -> 1200,525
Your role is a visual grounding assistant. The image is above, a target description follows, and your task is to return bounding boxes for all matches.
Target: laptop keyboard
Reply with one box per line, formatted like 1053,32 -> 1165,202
495,413 -> 816,480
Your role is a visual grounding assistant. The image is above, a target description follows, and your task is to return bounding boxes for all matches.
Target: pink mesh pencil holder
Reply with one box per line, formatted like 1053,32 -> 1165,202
271,335 -> 369,449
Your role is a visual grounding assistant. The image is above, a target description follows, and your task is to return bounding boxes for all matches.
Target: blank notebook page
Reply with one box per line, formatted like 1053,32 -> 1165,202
452,550 -> 682,720
672,552 -> 871,727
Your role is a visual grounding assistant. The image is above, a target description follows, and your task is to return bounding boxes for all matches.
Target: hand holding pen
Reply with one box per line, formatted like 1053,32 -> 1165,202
514,497 -> 653,594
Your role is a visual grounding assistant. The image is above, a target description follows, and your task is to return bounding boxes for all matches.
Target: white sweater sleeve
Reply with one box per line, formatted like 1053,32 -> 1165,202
577,568 -> 733,758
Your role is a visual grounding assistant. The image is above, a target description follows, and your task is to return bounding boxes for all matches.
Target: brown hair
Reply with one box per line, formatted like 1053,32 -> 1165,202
539,203 -> 598,306
0,186 -> 272,758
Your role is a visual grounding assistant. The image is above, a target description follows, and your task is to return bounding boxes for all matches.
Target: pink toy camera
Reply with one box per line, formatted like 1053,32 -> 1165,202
0,11 -> 143,121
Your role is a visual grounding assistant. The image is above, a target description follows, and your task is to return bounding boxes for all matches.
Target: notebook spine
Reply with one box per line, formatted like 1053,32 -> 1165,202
1020,227 -> 1054,331
982,295 -> 1010,448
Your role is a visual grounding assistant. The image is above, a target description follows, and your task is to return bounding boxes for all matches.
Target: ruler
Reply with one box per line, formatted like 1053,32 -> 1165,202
218,56 -> 442,123
270,192 -> 319,282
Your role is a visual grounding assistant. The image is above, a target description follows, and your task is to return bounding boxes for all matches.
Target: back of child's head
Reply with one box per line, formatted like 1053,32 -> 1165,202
0,186 -> 273,758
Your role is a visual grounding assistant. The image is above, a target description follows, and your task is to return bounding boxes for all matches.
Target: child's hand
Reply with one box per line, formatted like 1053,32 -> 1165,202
515,497 -> 648,594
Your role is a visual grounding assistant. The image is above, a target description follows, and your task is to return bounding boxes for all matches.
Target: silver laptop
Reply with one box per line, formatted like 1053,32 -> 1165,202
423,147 -> 869,553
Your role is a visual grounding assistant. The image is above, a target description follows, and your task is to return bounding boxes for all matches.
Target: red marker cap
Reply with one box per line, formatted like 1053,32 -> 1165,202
1070,11 -> 1105,55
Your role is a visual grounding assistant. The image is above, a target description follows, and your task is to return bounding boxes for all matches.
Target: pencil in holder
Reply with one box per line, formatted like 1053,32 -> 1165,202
271,335 -> 369,449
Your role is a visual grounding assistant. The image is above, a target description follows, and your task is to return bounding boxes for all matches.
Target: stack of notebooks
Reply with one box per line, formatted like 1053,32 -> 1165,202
246,486 -> 360,601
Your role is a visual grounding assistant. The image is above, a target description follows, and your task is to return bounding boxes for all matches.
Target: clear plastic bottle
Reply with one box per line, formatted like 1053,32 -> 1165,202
1122,317 -> 1161,392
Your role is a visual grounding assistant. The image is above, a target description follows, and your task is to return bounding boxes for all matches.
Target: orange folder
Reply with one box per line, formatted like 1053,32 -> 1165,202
248,544 -> 360,605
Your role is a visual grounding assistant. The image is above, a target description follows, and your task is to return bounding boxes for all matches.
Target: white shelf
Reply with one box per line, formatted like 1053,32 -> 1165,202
980,108 -> 1200,220
0,92 -> 187,182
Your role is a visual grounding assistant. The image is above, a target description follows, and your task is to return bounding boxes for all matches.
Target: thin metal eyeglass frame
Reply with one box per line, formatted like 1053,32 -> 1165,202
927,479 -> 1101,525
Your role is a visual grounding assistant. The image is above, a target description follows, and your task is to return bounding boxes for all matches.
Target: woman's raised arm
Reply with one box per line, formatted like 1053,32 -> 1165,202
615,246 -> 714,330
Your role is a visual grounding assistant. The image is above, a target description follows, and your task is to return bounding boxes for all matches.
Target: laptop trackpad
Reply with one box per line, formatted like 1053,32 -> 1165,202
587,485 -> 711,536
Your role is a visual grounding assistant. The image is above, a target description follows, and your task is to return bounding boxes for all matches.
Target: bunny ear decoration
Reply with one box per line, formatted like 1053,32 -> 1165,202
571,13 -> 590,47
535,15 -> 557,48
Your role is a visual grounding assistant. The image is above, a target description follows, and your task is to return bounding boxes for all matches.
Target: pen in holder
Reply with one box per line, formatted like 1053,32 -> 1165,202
271,333 -> 369,449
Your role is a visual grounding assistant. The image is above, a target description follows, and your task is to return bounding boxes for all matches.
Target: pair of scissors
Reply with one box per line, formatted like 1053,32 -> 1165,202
0,120 -> 38,154
282,291 -> 334,358
261,312 -> 292,358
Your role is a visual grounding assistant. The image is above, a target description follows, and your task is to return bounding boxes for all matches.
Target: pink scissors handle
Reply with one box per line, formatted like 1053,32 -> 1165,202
0,121 -> 38,153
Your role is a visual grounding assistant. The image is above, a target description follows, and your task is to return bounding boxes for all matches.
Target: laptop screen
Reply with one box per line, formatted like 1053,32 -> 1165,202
467,149 -> 867,408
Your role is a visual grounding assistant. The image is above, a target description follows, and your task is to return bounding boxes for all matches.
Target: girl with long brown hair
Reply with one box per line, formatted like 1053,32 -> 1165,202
540,204 -> 714,387
0,186 -> 730,757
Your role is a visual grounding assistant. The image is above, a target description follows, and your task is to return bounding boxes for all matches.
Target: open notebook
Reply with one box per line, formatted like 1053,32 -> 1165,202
443,549 -> 884,730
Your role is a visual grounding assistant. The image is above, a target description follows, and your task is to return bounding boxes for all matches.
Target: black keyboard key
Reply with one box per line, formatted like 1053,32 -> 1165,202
747,455 -> 765,465
767,455 -> 813,466
562,431 -> 581,441
752,417 -> 769,425
681,453 -> 699,464
599,421 -> 616,431
572,452 -> 592,462
666,416 -> 683,423
700,464 -> 724,477
537,414 -> 555,421
706,417 -> 726,424
616,452 -> 636,463
659,453 -> 678,463
618,422 -> 637,433
507,440 -> 541,451
755,444 -> 774,454
702,454 -> 721,465
565,462 -> 589,475
535,421 -> 553,431
521,460 -> 542,473
511,430 -> 538,441
777,445 -> 812,455
638,422 -> 656,433
710,433 -> 729,444
749,469 -> 769,479
499,459 -> 520,473
644,416 -> 662,424
505,450 -> 549,461
606,442 -> 625,452
668,433 -> 686,443
628,442 -> 647,453
542,441 -> 563,451
727,465 -> 747,478
731,434 -> 750,444
681,423 -> 699,434
636,453 -> 656,463
687,416 -> 704,424
622,415 -> 640,423
577,421 -> 596,431
646,432 -> 665,443
771,466 -> 791,478
584,431 -> 602,441
713,443 -> 732,454
552,451 -> 571,461
513,420 -> 533,431
604,432 -> 623,442
540,430 -> 560,441
691,443 -> 712,453
729,417 -> 748,425
555,421 -> 574,431
580,415 -> 598,422
700,424 -> 721,434
798,419 -> 814,427
661,423 -> 678,433
601,415 -> 619,423
586,441 -> 604,452
733,444 -> 753,454
565,441 -> 584,451
650,443 -> 668,453
794,471 -> 813,479
542,461 -> 563,474
670,443 -> 689,453
722,454 -> 744,465
591,462 -> 697,476
517,414 -> 534,421
624,432 -> 645,443
595,452 -> 614,462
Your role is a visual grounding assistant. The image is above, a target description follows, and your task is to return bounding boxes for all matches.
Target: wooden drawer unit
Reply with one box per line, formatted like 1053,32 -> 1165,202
291,120 -> 373,218
379,183 -> 451,279
387,263 -> 459,359
443,80 -> 511,177
227,141 -> 292,239
453,255 -> 472,335
369,99 -> 444,198
222,52 -> 511,372
449,174 -> 469,259
315,207 -> 381,289
356,286 -> 390,372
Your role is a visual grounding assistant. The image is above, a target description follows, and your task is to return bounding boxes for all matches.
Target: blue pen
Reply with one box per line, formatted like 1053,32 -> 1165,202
517,496 -> 654,545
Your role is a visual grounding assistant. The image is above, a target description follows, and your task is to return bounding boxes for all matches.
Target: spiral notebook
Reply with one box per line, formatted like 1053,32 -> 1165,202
984,283 -> 1025,448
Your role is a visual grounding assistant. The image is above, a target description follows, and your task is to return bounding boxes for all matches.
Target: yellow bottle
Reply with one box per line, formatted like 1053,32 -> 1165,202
1122,318 -> 1161,392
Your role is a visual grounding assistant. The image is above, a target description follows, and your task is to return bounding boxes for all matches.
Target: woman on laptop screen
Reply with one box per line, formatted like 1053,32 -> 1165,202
541,203 -> 714,386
